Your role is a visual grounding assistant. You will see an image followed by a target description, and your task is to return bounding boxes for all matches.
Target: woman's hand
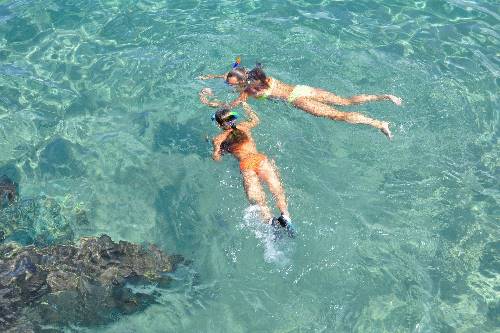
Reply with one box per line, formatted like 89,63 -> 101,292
200,88 -> 225,108
200,87 -> 213,96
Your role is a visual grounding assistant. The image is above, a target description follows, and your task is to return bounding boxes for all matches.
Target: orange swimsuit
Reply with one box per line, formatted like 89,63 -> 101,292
239,153 -> 266,172
220,128 -> 267,172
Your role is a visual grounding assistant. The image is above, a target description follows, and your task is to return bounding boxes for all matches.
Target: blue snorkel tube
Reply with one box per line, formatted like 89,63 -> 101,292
232,56 -> 241,69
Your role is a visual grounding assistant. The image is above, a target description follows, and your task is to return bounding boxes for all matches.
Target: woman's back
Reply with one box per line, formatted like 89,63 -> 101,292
221,127 -> 259,159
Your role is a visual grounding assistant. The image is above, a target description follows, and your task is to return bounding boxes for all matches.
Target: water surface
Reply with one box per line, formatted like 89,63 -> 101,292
0,0 -> 498,332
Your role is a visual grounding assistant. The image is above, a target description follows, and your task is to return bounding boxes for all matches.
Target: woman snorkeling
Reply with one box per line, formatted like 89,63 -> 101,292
201,91 -> 293,233
199,61 -> 402,139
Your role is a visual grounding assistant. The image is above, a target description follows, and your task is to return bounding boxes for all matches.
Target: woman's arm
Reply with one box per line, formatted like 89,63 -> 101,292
199,88 -> 227,108
197,73 -> 227,80
240,102 -> 259,128
229,91 -> 249,108
211,131 -> 231,161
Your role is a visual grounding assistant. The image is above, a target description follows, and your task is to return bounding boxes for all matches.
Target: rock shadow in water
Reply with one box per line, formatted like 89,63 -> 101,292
39,138 -> 86,178
153,120 -> 208,157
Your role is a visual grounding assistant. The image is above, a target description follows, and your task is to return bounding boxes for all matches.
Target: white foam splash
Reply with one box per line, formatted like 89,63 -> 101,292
241,205 -> 289,265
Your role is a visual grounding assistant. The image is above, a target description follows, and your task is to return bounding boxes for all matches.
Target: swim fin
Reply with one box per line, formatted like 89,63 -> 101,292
270,214 -> 296,238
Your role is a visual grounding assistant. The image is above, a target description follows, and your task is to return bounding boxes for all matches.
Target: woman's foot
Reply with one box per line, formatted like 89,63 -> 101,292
380,122 -> 393,140
384,95 -> 402,106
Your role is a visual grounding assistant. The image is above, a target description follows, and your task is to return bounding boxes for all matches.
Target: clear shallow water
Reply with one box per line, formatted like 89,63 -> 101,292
0,0 -> 498,332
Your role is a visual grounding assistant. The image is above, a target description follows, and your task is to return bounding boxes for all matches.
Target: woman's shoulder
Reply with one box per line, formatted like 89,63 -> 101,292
271,77 -> 291,88
235,124 -> 252,136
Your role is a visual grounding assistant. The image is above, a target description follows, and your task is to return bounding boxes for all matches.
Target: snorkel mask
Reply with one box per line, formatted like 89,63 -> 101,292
226,58 -> 252,89
211,110 -> 239,127
225,57 -> 247,87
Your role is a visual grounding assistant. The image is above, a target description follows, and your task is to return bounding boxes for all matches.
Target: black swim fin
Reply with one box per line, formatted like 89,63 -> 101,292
271,215 -> 296,238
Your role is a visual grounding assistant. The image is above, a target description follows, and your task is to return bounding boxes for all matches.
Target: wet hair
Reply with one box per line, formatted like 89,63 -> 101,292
246,65 -> 270,93
226,67 -> 248,83
247,66 -> 266,83
214,108 -> 237,127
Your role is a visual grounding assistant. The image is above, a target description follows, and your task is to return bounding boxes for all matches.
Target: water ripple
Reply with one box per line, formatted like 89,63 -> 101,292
0,0 -> 498,332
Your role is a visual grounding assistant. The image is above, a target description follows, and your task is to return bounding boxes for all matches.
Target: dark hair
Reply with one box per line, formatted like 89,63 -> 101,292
226,67 -> 248,83
246,65 -> 270,93
214,108 -> 237,127
247,66 -> 266,83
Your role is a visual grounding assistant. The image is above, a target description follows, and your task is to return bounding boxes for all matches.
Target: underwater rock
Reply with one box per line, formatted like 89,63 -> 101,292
0,195 -> 74,246
0,235 -> 184,332
0,176 -> 16,208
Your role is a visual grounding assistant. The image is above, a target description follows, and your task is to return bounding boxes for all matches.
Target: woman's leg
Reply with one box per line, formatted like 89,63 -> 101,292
257,159 -> 290,218
311,88 -> 402,106
241,169 -> 273,222
293,97 -> 393,139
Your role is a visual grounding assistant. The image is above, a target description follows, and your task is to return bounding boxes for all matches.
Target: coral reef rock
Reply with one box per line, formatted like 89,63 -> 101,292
0,176 -> 16,208
0,235 -> 184,332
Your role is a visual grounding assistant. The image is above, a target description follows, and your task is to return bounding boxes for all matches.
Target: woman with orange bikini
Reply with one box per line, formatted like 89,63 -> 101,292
201,91 -> 293,234
199,60 -> 402,139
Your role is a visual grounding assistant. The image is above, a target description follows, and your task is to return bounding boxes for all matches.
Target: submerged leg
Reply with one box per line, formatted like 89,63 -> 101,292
241,169 -> 273,222
293,97 -> 393,139
310,88 -> 402,106
257,159 -> 290,218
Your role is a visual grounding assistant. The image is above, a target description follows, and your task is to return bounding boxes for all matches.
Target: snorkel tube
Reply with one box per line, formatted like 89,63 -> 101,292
232,56 -> 241,69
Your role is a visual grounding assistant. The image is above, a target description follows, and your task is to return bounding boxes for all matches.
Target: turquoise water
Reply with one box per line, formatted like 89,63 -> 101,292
1,0 -> 498,331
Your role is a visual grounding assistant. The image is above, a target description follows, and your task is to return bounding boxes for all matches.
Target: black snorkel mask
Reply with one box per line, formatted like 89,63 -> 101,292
211,111 -> 239,127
